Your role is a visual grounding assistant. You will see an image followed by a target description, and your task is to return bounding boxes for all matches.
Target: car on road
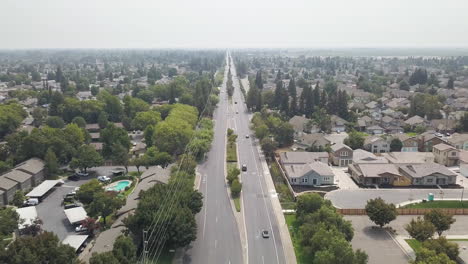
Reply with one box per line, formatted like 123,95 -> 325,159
242,164 -> 247,171
236,111 -> 238,114
235,101 -> 238,104
68,175 -> 80,181
75,225 -> 88,233
245,134 -> 249,138
261,229 -> 270,238
97,176 -> 111,182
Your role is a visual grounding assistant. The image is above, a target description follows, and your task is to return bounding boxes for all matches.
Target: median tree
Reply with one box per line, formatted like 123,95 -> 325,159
424,209 -> 456,236
365,197 -> 397,228
423,237 -> 459,261
405,217 -> 436,242
413,248 -> 455,264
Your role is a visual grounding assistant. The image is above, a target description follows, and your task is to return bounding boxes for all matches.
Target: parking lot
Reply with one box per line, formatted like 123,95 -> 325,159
35,166 -> 134,240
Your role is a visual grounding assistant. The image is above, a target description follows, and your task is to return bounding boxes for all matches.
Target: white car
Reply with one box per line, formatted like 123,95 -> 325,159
75,225 -> 88,233
97,176 -> 111,182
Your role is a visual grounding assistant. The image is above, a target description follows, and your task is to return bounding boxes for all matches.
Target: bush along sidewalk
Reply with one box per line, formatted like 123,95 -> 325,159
226,128 -> 242,212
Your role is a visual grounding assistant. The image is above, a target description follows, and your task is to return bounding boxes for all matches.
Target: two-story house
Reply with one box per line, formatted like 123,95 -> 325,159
364,136 -> 390,153
433,143 -> 459,166
330,143 -> 353,166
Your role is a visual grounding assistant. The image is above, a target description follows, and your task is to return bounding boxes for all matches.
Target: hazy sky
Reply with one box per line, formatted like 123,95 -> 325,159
1,0 -> 468,49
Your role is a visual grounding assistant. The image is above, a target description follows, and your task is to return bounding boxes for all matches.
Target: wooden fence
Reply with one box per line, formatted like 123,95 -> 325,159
338,208 -> 468,215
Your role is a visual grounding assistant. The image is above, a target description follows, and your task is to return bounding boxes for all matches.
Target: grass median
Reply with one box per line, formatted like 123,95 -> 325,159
403,200 -> 468,209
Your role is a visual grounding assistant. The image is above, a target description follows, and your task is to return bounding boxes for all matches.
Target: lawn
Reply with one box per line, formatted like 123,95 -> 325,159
284,213 -> 310,264
406,132 -> 418,137
405,239 -> 423,252
403,200 -> 468,209
233,197 -> 241,212
226,142 -> 237,162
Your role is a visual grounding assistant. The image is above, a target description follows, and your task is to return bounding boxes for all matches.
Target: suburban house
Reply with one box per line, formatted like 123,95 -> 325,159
279,151 -> 329,165
15,158 -> 46,186
405,115 -> 427,128
294,133 -> 330,150
391,134 -> 419,152
284,162 -> 334,186
330,143 -> 353,166
366,125 -> 384,135
0,177 -> 19,206
447,133 -> 468,151
348,163 -> 410,187
330,115 -> 348,133
289,115 -> 317,135
433,143 -> 459,166
460,151 -> 468,177
85,123 -> 100,132
399,163 -> 457,186
353,149 -> 389,164
418,133 -> 447,152
364,136 -> 390,153
430,119 -> 457,133
382,152 -> 435,165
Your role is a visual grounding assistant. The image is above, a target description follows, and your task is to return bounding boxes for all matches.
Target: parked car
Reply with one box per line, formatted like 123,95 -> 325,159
70,187 -> 80,195
97,175 -> 111,182
68,175 -> 80,181
75,225 -> 88,233
64,202 -> 82,209
75,171 -> 89,177
242,164 -> 247,171
23,198 -> 39,207
262,229 -> 270,238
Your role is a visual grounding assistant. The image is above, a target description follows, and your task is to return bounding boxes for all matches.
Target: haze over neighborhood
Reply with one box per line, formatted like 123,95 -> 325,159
1,0 -> 468,49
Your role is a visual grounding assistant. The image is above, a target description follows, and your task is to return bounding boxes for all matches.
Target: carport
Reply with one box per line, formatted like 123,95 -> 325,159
64,207 -> 88,225
62,235 -> 89,252
16,206 -> 38,230
26,180 -> 60,199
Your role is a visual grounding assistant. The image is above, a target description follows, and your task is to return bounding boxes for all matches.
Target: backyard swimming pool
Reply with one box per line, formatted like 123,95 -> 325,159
106,180 -> 131,192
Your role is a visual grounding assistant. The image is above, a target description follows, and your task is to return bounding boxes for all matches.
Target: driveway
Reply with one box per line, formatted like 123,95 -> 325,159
332,166 -> 359,190
345,216 -> 409,264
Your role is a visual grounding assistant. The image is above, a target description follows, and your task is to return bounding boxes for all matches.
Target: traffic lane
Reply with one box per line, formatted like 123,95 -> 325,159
36,178 -> 92,241
326,189 -> 466,209
237,127 -> 283,264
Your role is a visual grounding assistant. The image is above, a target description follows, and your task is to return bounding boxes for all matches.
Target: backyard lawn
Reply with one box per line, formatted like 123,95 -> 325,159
403,200 -> 468,209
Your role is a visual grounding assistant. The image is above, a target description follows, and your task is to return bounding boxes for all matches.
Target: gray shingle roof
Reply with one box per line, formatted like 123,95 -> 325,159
3,170 -> 32,183
399,163 -> 456,178
15,158 -> 45,175
0,176 -> 18,191
284,162 -> 333,178
279,152 -> 328,165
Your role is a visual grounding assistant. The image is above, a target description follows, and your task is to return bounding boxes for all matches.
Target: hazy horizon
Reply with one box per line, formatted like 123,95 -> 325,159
1,0 -> 468,49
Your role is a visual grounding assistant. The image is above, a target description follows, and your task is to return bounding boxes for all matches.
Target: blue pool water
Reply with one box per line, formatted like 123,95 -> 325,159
107,180 -> 131,192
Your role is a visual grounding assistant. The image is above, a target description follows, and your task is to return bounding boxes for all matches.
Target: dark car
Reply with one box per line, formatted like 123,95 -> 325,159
64,202 -> 82,209
242,164 -> 247,171
68,175 -> 80,181
262,229 -> 270,238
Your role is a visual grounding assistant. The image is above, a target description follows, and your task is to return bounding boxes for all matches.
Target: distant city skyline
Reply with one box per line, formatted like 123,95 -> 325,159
1,0 -> 468,49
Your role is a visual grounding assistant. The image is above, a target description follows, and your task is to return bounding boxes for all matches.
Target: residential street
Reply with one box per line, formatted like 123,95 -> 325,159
182,55 -> 243,264
230,56 -> 288,264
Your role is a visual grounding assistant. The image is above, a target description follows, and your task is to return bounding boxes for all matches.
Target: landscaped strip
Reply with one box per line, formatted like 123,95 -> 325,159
226,128 -> 242,212
403,200 -> 468,209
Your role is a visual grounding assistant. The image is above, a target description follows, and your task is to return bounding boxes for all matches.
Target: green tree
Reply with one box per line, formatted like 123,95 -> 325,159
365,197 -> 397,228
231,179 -> 242,197
254,124 -> 269,139
12,190 -> 25,207
274,122 -> 294,147
344,131 -> 365,150
70,145 -> 103,173
296,193 -> 326,220
76,179 -> 103,204
44,148 -> 59,178
260,138 -> 278,158
72,116 -> 87,128
227,166 -> 240,185
0,231 -> 80,264
90,252 -> 119,264
113,235 -> 137,264
405,217 -> 436,242
132,111 -> 161,131
97,111 -> 109,129
457,112 -> 468,132
89,192 -> 124,225
101,123 -> 131,158
0,207 -> 19,236
390,138 -> 403,152
412,248 -> 455,264
45,116 -> 65,128
0,161 -> 11,174
153,119 -> 193,155
447,76 -> 455,89
423,237 -> 459,261
424,209 -> 456,236
144,124 -> 156,147
399,80 -> 410,91
110,144 -> 130,172
32,107 -> 47,127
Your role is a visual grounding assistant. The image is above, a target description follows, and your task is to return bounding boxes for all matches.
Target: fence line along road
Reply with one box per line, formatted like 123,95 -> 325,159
338,208 -> 468,215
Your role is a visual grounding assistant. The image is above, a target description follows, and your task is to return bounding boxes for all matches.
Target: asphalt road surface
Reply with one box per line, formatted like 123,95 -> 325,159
183,54 -> 243,264
230,56 -> 286,264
